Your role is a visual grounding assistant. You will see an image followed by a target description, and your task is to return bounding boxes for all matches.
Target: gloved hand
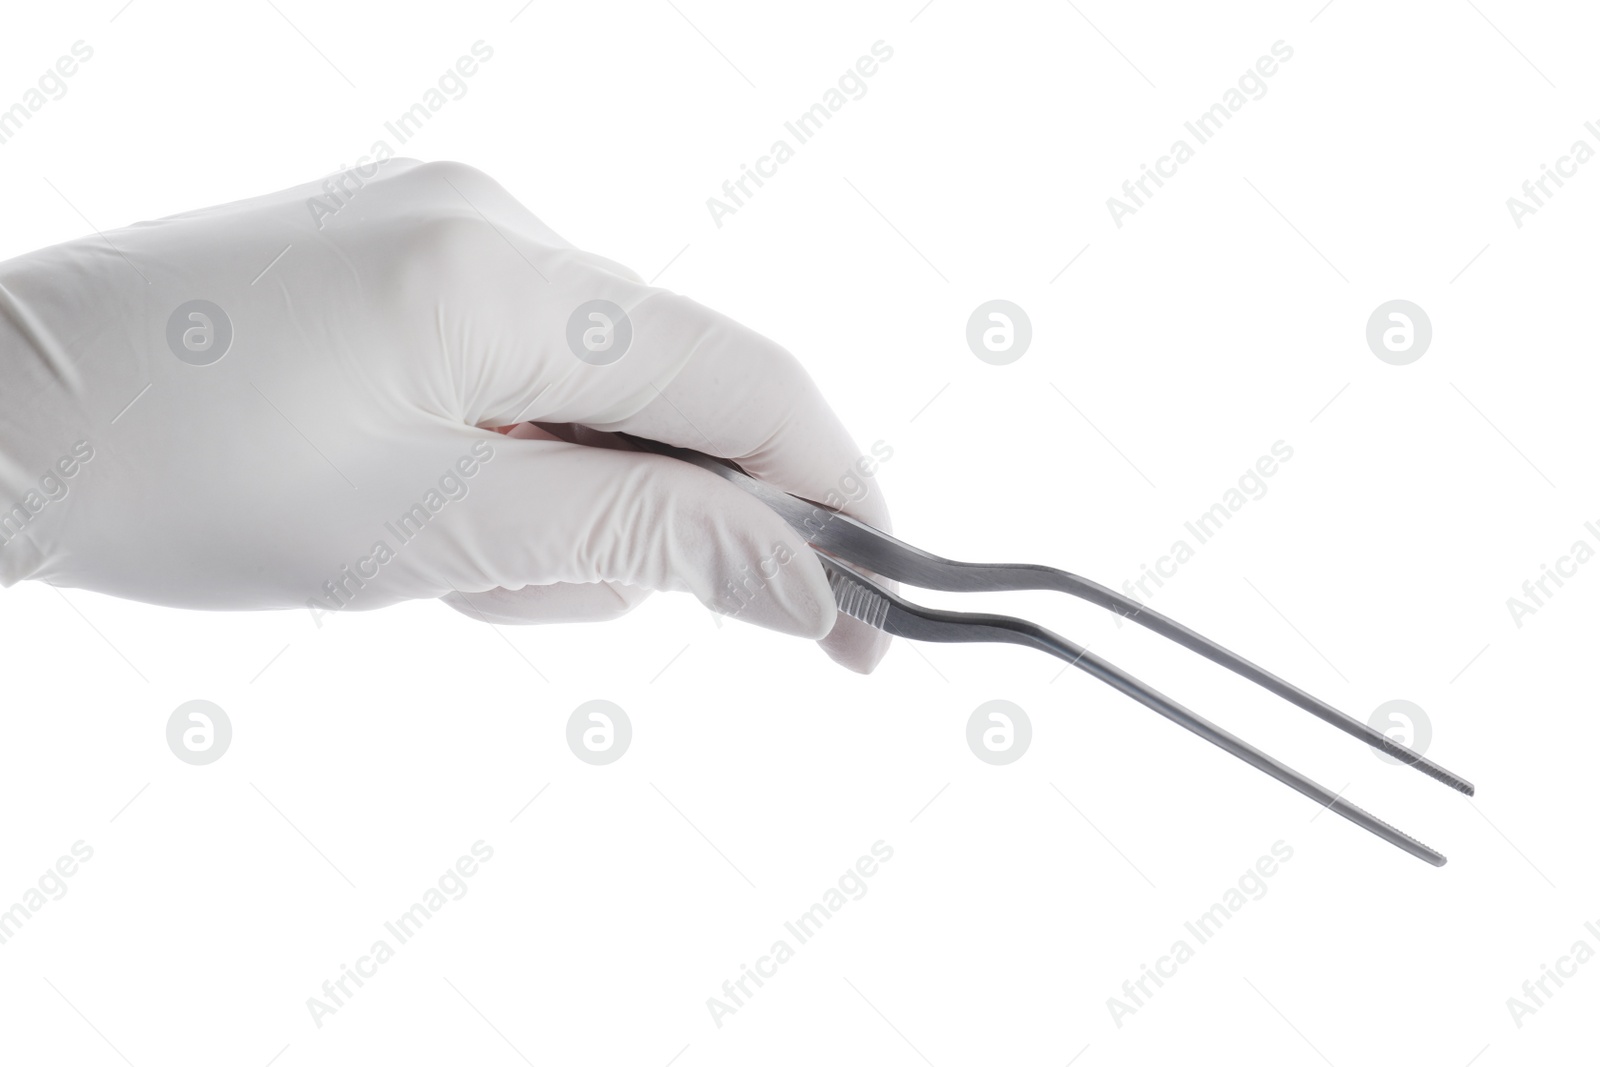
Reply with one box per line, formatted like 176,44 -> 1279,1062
0,158 -> 891,672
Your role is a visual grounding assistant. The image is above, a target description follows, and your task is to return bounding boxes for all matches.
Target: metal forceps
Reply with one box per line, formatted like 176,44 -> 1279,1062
627,437 -> 1473,866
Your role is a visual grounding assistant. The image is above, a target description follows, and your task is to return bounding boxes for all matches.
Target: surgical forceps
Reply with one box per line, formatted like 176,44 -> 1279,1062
626,436 -> 1473,866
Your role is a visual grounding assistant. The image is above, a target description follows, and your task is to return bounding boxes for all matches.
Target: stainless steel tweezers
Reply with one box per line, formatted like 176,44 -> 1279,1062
629,436 -> 1472,866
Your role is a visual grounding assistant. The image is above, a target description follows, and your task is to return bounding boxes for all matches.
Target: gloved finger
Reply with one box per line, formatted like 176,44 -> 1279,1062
441,579 -> 650,624
392,163 -> 889,668
443,422 -> 652,625
407,435 -> 837,640
591,294 -> 892,673
532,416 -> 891,674
531,292 -> 891,524
480,293 -> 894,673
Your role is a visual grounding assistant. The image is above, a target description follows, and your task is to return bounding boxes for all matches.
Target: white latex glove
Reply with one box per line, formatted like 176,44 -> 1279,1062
0,159 -> 891,672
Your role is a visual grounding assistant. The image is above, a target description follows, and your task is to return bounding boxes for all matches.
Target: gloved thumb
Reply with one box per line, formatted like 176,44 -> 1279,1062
420,433 -> 839,640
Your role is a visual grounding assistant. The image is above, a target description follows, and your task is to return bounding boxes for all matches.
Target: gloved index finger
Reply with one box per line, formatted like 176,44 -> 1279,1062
584,292 -> 893,536
400,162 -> 889,525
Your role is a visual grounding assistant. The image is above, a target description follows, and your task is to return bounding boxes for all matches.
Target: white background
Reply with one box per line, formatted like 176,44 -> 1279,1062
2,1 -> 1597,1064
